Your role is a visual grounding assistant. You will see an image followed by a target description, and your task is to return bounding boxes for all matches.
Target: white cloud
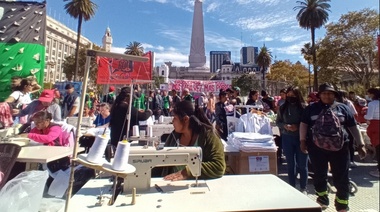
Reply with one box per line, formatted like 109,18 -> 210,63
273,41 -> 309,55
154,50 -> 189,67
258,37 -> 274,42
112,45 -> 188,67
235,0 -> 280,5
111,47 -> 125,54
205,32 -> 241,50
206,2 -> 219,12
280,35 -> 306,42
234,14 -> 293,30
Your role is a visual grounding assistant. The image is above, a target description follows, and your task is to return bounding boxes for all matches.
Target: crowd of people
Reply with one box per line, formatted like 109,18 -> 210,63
0,78 -> 379,211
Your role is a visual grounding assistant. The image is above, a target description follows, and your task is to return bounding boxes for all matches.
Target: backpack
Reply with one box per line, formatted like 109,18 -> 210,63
312,103 -> 344,151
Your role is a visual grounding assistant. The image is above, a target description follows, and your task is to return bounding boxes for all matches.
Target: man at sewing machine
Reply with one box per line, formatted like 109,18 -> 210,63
156,100 -> 226,181
93,103 -> 111,127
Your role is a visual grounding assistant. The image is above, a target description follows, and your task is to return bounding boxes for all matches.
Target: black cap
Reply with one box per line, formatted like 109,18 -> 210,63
318,83 -> 338,95
65,84 -> 74,89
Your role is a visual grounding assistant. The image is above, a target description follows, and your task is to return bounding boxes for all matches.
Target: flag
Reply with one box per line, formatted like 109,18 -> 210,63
0,1 -> 46,101
96,51 -> 152,84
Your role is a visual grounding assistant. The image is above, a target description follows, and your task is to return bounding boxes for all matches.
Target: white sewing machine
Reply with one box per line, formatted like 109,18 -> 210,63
124,146 -> 202,192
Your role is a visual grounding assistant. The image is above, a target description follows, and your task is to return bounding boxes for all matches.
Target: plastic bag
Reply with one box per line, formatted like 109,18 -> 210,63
0,170 -> 49,212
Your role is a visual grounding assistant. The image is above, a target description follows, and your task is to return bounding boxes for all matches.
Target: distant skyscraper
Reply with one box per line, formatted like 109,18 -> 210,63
210,51 -> 231,73
188,0 -> 207,70
102,27 -> 112,52
240,46 -> 258,64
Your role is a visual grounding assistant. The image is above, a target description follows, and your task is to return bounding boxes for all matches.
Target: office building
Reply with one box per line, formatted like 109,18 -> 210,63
210,51 -> 231,73
44,16 -> 92,83
240,46 -> 258,65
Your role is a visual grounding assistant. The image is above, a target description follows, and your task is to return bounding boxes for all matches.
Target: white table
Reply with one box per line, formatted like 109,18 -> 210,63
65,175 -> 321,212
150,124 -> 174,137
16,145 -> 83,170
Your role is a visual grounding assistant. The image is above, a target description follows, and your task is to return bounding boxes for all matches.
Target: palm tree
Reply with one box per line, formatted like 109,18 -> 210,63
64,0 -> 97,81
256,45 -> 272,90
301,42 -> 313,92
125,41 -> 144,56
294,0 -> 331,91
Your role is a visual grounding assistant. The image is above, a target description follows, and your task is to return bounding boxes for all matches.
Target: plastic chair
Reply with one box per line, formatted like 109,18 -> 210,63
0,143 -> 22,190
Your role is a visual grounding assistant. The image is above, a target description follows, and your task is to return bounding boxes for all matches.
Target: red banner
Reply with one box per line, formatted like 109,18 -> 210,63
96,51 -> 152,84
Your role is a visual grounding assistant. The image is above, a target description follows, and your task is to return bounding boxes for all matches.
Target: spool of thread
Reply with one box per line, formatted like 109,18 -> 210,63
112,141 -> 131,171
132,125 -> 140,137
159,116 -> 164,124
147,126 -> 153,137
86,135 -> 109,164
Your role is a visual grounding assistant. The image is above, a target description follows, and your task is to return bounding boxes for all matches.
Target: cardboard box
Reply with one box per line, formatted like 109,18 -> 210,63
226,151 -> 277,175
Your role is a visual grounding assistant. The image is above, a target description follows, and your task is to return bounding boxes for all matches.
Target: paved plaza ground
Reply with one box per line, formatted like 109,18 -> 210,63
277,152 -> 379,212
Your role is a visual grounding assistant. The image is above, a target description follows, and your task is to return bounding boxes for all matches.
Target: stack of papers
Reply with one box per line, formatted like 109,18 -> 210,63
228,132 -> 277,152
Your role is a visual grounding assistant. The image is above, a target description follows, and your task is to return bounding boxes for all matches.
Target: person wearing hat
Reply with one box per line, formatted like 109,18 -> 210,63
12,89 -> 62,133
62,84 -> 80,118
299,83 -> 366,211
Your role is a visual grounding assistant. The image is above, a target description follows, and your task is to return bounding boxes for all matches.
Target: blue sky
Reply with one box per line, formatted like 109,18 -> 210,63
45,0 -> 378,67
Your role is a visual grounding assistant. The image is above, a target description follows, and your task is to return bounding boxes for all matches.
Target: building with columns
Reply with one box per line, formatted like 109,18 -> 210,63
44,16 -> 92,83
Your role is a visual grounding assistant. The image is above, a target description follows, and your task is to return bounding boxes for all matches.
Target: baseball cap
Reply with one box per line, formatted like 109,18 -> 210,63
39,89 -> 54,102
109,86 -> 115,92
65,84 -> 74,90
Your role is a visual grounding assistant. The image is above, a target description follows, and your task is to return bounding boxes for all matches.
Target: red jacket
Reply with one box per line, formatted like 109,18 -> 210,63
354,104 -> 367,124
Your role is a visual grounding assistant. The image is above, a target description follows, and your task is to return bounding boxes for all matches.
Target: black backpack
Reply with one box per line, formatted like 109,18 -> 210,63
312,103 -> 344,151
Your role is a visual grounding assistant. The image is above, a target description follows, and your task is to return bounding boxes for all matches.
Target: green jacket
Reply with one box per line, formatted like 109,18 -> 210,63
163,95 -> 170,109
163,129 -> 226,179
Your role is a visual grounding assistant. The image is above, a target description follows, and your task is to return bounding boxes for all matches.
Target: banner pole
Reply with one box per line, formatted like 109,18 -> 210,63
126,80 -> 135,139
64,44 -> 93,212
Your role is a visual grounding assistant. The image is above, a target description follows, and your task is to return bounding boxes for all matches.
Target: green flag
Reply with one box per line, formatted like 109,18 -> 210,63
0,1 -> 46,101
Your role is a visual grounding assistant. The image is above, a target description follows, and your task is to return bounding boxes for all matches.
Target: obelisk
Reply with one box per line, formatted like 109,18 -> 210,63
188,0 -> 208,72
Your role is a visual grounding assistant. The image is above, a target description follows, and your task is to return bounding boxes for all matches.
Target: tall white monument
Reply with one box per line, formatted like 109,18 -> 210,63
102,27 -> 113,52
188,0 -> 209,72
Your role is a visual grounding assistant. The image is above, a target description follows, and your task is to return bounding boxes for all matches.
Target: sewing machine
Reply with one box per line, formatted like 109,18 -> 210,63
124,146 -> 202,192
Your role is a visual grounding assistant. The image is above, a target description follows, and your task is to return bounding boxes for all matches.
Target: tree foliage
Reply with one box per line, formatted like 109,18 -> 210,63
294,0 -> 331,90
64,0 -> 97,81
125,41 -> 144,56
231,74 -> 261,96
266,60 -> 310,95
317,8 -> 379,89
153,76 -> 165,89
256,45 -> 273,89
62,44 -> 102,83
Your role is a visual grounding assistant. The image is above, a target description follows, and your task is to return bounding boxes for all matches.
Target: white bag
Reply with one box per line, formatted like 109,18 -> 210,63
0,170 -> 49,212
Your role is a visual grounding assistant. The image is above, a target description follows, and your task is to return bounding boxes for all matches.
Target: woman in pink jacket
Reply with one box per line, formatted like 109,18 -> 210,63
28,111 -> 63,146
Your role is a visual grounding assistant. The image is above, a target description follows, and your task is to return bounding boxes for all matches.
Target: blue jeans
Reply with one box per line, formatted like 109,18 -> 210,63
282,133 -> 309,189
